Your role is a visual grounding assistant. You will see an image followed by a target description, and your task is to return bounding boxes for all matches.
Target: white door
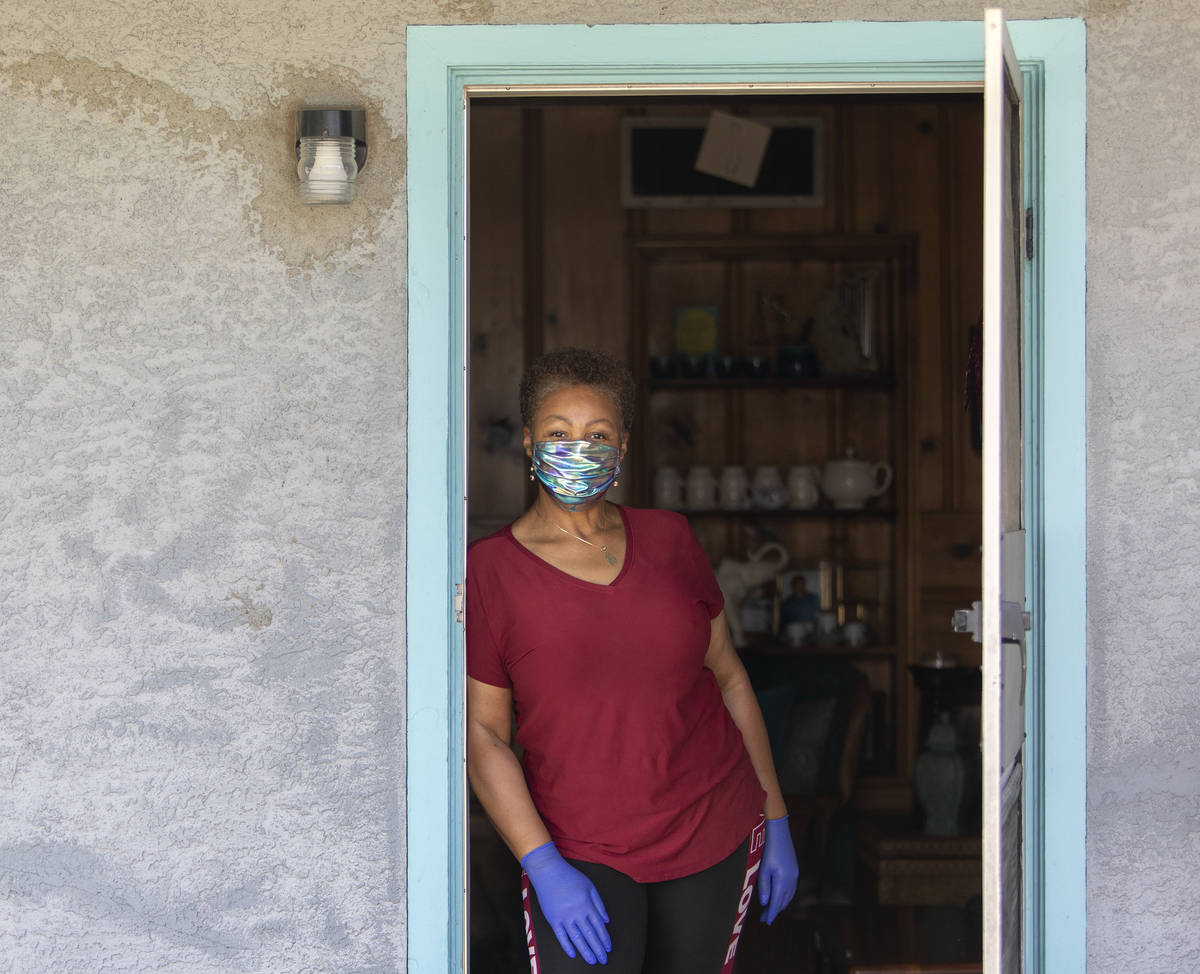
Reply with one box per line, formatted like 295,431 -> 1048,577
981,9 -> 1029,974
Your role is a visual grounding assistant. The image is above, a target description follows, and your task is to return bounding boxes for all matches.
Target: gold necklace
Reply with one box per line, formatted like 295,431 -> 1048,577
537,508 -> 618,566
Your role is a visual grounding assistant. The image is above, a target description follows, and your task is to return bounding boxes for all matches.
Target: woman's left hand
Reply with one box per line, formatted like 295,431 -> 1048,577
758,815 -> 800,924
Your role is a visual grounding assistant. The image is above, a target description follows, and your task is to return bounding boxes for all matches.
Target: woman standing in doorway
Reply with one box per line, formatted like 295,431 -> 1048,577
467,347 -> 798,972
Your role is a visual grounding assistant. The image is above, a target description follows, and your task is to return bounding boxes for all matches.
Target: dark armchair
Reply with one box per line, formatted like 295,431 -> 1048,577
744,655 -> 871,862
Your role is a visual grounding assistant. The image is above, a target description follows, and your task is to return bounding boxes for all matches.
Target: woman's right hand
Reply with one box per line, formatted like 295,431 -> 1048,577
521,842 -> 611,965
469,678 -> 609,958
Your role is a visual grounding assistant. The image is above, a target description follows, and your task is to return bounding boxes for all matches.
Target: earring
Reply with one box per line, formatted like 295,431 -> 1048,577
529,463 -> 535,482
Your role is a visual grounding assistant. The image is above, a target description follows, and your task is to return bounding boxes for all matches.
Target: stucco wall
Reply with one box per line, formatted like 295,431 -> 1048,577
1,1 -> 1197,972
1081,2 -> 1200,971
0,11 -> 410,972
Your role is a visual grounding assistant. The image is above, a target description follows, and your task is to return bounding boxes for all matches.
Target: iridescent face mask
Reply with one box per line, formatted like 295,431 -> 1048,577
531,440 -> 621,508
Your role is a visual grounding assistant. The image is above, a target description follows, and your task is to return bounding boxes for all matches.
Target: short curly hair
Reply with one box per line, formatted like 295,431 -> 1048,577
519,347 -> 637,433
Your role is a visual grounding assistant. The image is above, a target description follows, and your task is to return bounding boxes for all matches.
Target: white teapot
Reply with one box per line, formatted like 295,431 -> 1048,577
820,447 -> 893,509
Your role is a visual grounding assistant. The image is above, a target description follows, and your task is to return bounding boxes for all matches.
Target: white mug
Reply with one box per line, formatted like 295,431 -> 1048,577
685,466 -> 718,509
842,620 -> 868,648
815,610 -> 840,645
719,466 -> 751,511
785,620 -> 814,647
752,466 -> 788,509
653,467 -> 684,509
787,465 -> 821,510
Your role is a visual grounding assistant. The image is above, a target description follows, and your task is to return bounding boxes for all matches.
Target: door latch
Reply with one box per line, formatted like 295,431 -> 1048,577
952,600 -> 1031,642
952,601 -> 983,642
454,582 -> 464,625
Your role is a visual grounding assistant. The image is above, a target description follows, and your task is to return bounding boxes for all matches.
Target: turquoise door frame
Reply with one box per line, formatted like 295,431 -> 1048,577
406,20 -> 1085,974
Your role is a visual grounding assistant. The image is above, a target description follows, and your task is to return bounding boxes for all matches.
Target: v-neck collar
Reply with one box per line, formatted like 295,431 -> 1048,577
504,503 -> 634,589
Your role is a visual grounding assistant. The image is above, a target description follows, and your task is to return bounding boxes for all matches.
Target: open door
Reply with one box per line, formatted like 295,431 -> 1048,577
955,8 -> 1028,972
981,9 -> 1029,974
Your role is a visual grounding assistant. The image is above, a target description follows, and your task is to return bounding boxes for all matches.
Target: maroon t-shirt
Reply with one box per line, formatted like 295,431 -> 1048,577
467,505 -> 766,883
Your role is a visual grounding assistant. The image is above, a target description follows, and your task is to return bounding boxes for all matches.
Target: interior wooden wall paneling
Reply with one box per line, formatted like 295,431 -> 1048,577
627,209 -> 650,507
519,108 -> 544,511
849,101 -> 886,234
540,106 -> 629,360
725,255 -> 742,513
891,102 -> 951,516
467,105 -> 527,538
896,226 -> 921,791
540,105 -> 637,507
914,101 -> 985,711
950,105 -> 985,510
521,108 -> 544,367
937,102 -> 959,513
880,101 -> 939,775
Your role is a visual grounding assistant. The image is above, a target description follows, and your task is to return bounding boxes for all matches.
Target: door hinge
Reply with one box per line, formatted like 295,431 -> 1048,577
1025,207 -> 1034,260
454,582 -> 464,625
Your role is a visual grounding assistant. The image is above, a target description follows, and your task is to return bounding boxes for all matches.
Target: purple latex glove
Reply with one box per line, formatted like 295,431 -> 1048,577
758,815 -> 800,924
521,842 -> 612,965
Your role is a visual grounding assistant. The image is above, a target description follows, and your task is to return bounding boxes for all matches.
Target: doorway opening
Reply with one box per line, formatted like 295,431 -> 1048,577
467,91 -> 988,973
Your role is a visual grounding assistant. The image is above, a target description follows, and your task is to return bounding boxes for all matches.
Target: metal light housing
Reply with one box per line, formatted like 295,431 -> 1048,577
295,108 -> 367,205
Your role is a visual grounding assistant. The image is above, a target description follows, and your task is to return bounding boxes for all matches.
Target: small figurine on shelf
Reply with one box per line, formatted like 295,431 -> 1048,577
781,573 -> 820,626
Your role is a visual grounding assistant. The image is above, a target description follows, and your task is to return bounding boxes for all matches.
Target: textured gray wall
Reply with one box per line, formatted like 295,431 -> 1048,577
0,10 -> 410,972
1083,2 -> 1200,971
1,1 -> 1198,972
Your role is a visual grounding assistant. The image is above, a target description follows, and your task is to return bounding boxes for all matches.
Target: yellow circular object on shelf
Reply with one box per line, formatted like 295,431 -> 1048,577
673,305 -> 718,357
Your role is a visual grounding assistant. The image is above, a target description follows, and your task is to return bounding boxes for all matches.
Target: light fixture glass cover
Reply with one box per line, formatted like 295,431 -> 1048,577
296,108 -> 367,205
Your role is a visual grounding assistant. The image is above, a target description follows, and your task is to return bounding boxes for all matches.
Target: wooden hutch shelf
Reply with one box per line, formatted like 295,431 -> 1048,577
630,231 -> 917,804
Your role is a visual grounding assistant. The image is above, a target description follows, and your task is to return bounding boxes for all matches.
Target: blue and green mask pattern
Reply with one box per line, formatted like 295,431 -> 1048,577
531,440 -> 620,508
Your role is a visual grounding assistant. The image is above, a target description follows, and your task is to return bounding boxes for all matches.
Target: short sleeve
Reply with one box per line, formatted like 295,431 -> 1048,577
466,549 -> 512,689
681,519 -> 724,619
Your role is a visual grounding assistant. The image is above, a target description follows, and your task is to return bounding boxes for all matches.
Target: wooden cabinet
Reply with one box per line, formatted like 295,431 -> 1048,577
629,233 -> 917,804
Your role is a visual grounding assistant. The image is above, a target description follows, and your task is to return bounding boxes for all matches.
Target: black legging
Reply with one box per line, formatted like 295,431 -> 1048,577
521,820 -> 764,974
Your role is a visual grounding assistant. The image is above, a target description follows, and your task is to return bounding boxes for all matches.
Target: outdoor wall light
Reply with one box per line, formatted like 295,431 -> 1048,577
295,108 -> 367,205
